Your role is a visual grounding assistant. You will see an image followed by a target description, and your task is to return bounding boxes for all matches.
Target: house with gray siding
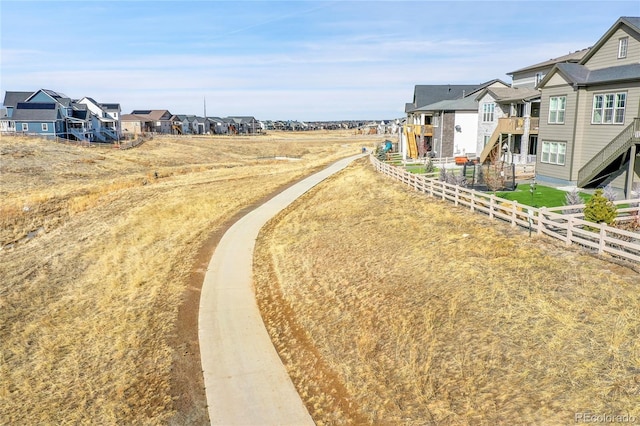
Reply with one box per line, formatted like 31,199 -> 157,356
536,16 -> 640,197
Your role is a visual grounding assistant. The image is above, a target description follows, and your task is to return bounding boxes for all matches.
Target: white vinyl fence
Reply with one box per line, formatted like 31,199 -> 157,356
371,155 -> 640,264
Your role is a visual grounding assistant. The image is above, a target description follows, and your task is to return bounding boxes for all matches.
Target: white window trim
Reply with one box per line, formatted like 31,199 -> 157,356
618,37 -> 628,59
548,96 -> 566,124
541,141 -> 566,166
21,123 -> 28,132
482,103 -> 495,122
42,123 -> 48,131
591,92 -> 626,125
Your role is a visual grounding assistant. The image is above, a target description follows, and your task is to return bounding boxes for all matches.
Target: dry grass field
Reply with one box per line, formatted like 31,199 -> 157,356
254,157 -> 640,425
0,131 -> 380,424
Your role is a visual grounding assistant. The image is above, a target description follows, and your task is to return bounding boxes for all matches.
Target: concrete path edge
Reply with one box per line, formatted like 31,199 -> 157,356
198,154 -> 364,425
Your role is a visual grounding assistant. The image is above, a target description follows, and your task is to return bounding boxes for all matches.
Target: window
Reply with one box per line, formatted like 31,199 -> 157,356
535,72 -> 544,85
41,123 -> 48,131
21,123 -> 28,131
548,96 -> 566,124
541,141 -> 566,165
618,37 -> 628,59
483,135 -> 491,147
592,92 -> 626,124
482,103 -> 495,122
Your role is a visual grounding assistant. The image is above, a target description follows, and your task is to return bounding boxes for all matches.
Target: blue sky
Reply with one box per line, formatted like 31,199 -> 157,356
1,1 -> 638,121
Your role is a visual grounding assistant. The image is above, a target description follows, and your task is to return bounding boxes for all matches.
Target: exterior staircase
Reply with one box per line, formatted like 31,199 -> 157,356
68,127 -> 88,142
577,118 -> 640,188
479,117 -> 538,163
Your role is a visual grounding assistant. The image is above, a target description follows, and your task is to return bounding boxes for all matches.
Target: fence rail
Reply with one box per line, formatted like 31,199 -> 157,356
371,155 -> 640,265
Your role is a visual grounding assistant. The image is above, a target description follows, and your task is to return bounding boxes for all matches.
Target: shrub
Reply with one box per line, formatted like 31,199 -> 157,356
564,188 -> 582,214
424,158 -> 435,174
602,184 -> 617,202
583,188 -> 617,226
439,167 -> 447,182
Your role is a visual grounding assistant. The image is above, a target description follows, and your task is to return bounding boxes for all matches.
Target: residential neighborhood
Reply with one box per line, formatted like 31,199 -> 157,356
401,16 -> 639,199
1,17 -> 638,198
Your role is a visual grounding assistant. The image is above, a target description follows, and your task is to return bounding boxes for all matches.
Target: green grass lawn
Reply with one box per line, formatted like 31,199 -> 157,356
496,184 -> 591,208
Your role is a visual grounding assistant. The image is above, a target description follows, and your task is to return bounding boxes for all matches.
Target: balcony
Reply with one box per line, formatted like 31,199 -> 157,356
405,124 -> 433,137
495,117 -> 539,135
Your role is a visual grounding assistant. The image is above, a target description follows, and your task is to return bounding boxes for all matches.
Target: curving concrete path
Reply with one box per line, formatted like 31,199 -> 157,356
198,154 -> 364,425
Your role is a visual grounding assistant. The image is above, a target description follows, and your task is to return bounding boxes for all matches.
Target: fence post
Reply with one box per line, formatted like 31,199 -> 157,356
429,179 -> 434,197
455,186 -> 459,206
441,182 -> 446,201
566,216 -> 573,246
599,226 -> 606,255
470,191 -> 475,212
489,195 -> 495,219
511,201 -> 518,227
538,207 -> 546,234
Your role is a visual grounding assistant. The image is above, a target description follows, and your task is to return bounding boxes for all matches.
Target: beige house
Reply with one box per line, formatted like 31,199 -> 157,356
536,16 -> 640,197
478,49 -> 590,165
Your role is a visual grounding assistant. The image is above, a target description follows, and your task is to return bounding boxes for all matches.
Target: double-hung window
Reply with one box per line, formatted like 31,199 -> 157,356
541,141 -> 566,165
618,37 -> 628,59
21,123 -> 28,132
548,96 -> 566,124
482,103 -> 495,122
592,92 -> 626,124
41,123 -> 48,131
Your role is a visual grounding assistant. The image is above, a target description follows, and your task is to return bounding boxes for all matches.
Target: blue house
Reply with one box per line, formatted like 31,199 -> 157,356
1,88 -> 118,142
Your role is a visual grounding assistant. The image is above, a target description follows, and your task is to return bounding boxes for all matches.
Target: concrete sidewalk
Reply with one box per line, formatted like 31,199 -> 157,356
198,154 -> 364,425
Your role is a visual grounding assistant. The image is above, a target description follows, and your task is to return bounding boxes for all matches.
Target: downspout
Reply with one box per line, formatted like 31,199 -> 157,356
439,111 -> 444,160
569,85 -> 580,183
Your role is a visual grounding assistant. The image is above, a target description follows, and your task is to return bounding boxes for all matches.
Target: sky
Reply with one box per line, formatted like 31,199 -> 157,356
1,1 -> 638,121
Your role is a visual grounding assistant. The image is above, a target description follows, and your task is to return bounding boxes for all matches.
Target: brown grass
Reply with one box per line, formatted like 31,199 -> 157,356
0,131 -> 382,424
254,157 -> 640,425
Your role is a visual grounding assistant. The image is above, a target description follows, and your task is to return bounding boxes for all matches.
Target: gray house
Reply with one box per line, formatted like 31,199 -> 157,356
536,16 -> 640,197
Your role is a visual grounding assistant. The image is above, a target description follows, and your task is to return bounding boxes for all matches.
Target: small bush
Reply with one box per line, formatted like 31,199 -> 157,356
583,189 -> 617,226
424,158 -> 435,174
564,188 -> 582,214
602,184 -> 617,202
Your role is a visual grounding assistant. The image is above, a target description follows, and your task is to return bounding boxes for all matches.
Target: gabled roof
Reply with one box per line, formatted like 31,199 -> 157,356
507,48 -> 590,75
475,87 -> 541,103
26,89 -> 72,106
580,17 -> 640,65
2,91 -> 32,108
130,109 -> 172,120
553,62 -> 640,86
121,113 -> 151,122
12,103 -> 60,121
407,80 -> 508,113
414,96 -> 479,112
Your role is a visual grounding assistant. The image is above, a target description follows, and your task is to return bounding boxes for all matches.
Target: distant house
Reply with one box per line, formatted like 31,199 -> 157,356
0,91 -> 31,133
226,116 -> 260,134
536,16 -> 640,197
1,89 -> 94,141
1,89 -> 123,142
128,110 -> 173,134
208,116 -> 229,134
77,97 -> 121,141
402,80 -> 509,159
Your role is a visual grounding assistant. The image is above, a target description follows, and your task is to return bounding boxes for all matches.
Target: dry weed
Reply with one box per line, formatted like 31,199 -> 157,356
255,157 -> 640,425
0,132 -> 381,424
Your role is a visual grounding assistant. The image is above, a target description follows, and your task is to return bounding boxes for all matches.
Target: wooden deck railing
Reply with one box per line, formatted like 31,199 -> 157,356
371,155 -> 640,264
